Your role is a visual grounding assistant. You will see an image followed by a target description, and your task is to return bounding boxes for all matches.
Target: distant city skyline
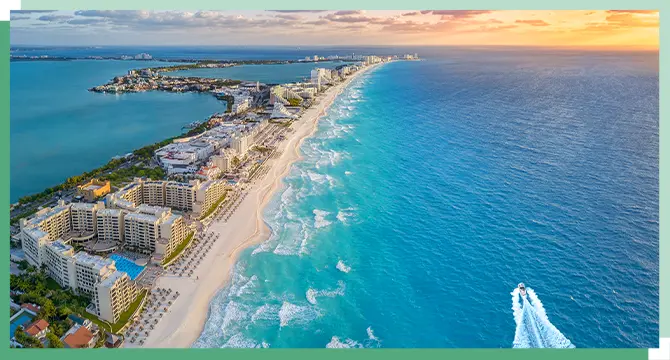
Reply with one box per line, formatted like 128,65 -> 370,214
10,10 -> 659,49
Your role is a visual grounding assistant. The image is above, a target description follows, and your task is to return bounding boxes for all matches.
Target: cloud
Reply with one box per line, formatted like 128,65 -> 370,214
274,14 -> 305,21
38,15 -> 75,22
267,10 -> 327,13
402,12 -> 420,16
70,10 -> 306,30
10,15 -> 31,21
11,10 -> 56,14
515,19 -> 550,27
606,10 -> 658,14
322,13 -> 376,23
459,24 -> 518,33
422,10 -> 492,18
67,18 -> 109,25
605,12 -> 658,28
333,10 -> 364,16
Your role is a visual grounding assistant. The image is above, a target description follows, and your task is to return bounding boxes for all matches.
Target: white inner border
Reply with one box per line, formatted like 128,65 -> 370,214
1,0 -> 21,21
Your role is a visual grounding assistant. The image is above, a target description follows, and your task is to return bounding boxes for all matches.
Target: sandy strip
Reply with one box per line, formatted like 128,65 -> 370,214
131,63 -> 381,348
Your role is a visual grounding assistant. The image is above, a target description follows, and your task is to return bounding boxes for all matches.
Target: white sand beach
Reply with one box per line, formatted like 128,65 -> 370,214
131,63 -> 379,348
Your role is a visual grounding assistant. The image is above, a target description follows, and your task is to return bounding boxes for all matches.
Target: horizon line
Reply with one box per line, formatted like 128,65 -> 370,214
10,43 -> 659,51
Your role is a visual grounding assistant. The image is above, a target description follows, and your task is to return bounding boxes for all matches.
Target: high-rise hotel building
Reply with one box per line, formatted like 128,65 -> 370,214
107,177 -> 227,217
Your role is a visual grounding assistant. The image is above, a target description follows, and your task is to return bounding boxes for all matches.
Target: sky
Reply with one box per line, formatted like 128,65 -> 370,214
9,10 -> 659,49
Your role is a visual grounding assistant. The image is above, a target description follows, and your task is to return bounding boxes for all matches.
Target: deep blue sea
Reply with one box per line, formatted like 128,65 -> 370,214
10,46 -> 659,348
191,49 -> 659,348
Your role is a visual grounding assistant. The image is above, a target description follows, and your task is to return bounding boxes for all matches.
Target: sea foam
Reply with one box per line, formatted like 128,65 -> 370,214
336,260 -> 352,273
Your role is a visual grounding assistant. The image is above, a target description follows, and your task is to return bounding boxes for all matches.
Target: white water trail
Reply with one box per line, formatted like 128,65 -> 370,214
511,287 -> 575,348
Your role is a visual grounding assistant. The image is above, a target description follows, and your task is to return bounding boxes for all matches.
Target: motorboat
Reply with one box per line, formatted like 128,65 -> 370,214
518,283 -> 527,297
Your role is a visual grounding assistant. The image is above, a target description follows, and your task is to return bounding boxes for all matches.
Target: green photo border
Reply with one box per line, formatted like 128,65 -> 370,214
2,1 -> 665,358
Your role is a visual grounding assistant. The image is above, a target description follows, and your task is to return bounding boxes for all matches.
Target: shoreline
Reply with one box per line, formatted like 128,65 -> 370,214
133,62 -> 382,348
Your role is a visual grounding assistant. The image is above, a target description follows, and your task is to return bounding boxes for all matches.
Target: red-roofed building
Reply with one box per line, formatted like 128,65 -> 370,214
24,319 -> 49,338
20,303 -> 40,314
62,325 -> 96,349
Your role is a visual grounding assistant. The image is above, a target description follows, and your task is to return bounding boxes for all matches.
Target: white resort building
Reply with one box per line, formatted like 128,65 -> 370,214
106,177 -> 227,217
20,212 -> 138,324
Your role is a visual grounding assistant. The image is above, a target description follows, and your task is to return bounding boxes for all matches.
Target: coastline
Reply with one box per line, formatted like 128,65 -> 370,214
133,62 -> 382,348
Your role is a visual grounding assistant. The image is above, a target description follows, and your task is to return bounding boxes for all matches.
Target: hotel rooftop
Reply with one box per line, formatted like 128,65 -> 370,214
72,252 -> 115,272
97,208 -> 124,217
48,239 -> 73,254
98,270 -> 127,288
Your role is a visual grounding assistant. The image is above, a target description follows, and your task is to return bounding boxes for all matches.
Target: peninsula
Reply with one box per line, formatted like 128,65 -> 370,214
10,52 -> 419,349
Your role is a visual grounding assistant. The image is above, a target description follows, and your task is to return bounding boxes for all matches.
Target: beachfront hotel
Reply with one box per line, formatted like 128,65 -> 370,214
96,270 -> 138,323
165,181 -> 196,212
311,68 -> 333,91
20,201 -> 72,266
96,208 -> 125,244
70,202 -> 103,242
192,180 -> 227,216
212,151 -> 234,173
21,201 -> 72,245
73,252 -> 138,323
122,204 -> 188,258
43,240 -> 76,288
107,177 -> 228,217
231,133 -> 250,156
28,236 -> 138,323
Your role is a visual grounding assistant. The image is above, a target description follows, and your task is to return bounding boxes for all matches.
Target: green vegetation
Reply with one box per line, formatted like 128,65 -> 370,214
252,145 -> 273,154
16,260 -> 32,271
81,289 -> 148,334
216,94 -> 235,113
80,311 -> 112,334
14,326 -> 44,348
10,208 -> 39,226
46,277 -> 61,291
199,193 -> 228,220
231,156 -> 241,168
11,269 -> 90,320
100,165 -> 166,187
11,118 -> 214,222
46,332 -> 64,348
16,157 -> 125,206
11,307 -> 17,317
288,98 -> 302,106
162,232 -> 195,266
112,289 -> 147,333
94,332 -> 107,348
10,266 -> 91,342
132,138 -> 172,160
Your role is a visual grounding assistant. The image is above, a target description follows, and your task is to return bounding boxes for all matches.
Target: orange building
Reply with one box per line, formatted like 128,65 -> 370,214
77,179 -> 111,202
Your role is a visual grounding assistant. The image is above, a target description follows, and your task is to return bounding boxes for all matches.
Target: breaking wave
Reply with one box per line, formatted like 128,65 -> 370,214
306,280 -> 346,305
336,260 -> 351,273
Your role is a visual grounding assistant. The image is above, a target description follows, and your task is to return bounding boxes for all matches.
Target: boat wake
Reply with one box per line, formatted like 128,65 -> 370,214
511,287 -> 575,348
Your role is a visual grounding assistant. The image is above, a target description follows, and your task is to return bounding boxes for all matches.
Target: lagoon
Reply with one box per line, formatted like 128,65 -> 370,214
10,60 -> 226,202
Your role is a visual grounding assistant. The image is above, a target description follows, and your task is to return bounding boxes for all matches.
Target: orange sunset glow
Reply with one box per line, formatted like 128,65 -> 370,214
10,9 -> 660,49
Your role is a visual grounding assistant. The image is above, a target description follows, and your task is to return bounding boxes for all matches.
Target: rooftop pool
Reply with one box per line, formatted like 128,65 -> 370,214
109,254 -> 146,280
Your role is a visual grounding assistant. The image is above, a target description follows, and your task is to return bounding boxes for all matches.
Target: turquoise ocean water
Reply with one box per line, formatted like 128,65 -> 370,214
193,50 -> 658,348
10,47 -> 659,348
